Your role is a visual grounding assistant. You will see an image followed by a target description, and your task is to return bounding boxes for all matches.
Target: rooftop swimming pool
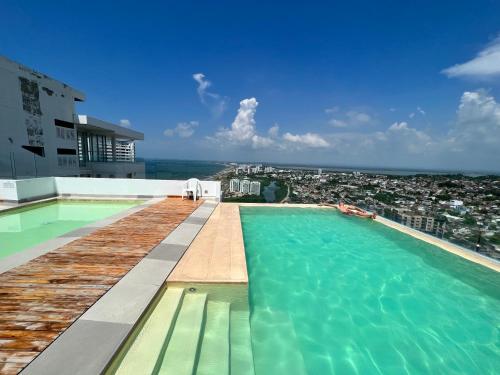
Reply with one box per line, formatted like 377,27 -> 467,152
240,207 -> 500,375
0,200 -> 141,259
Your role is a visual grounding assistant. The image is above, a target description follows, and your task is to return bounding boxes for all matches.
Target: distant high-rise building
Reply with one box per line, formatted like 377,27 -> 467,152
264,166 -> 274,173
229,178 -> 240,193
250,181 -> 261,195
240,179 -> 251,194
318,168 -> 322,175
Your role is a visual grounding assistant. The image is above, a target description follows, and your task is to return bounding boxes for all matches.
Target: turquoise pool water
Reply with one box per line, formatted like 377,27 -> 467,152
0,200 -> 141,259
240,207 -> 500,375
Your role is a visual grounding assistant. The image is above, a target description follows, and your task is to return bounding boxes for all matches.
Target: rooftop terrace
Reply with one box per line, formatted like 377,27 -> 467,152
0,198 -> 202,374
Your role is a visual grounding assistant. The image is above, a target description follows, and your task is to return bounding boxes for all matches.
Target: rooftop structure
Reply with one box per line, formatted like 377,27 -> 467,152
0,56 -> 144,179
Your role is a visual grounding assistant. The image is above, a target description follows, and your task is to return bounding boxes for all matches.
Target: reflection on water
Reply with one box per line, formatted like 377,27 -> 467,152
262,181 -> 277,202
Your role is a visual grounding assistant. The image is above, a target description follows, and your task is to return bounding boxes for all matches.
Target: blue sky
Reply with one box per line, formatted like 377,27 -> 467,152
1,1 -> 500,171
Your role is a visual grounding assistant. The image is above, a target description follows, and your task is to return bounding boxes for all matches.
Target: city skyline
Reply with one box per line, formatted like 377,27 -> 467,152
2,1 -> 499,171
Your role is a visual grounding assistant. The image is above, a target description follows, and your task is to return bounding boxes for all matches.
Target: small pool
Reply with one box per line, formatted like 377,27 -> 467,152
240,207 -> 500,375
0,200 -> 141,258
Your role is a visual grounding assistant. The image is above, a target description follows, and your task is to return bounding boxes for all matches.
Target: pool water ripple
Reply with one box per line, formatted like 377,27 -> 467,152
241,207 -> 500,375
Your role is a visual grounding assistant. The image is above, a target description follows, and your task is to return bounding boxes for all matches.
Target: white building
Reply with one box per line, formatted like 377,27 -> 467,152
0,55 -> 144,179
229,178 -> 240,193
450,200 -> 464,209
250,181 -> 261,195
240,179 -> 251,194
264,166 -> 274,173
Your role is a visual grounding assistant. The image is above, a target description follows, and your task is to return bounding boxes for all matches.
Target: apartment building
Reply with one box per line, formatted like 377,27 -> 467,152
0,56 -> 144,179
229,178 -> 240,193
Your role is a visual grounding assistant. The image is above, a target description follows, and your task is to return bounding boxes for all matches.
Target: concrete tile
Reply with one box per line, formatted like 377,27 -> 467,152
190,207 -> 215,219
60,226 -> 98,238
0,237 -> 78,274
203,201 -> 218,208
80,281 -> 158,325
21,320 -> 131,375
148,243 -> 188,262
184,216 -> 207,225
161,223 -> 202,246
120,258 -> 176,286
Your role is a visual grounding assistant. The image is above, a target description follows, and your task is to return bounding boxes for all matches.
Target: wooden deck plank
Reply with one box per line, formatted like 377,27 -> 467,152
0,198 -> 201,373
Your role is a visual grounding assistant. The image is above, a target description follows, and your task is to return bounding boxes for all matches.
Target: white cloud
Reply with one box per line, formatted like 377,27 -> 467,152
417,107 -> 426,116
268,124 -> 279,138
282,132 -> 329,148
252,135 -> 275,149
164,121 -> 199,138
442,35 -> 500,79
346,110 -> 372,124
328,109 -> 375,128
214,97 -> 273,148
409,112 -> 415,119
217,98 -> 259,142
119,119 -> 132,128
389,108 -> 396,112
325,106 -> 339,114
330,119 -> 348,128
446,90 -> 500,152
192,73 -> 227,116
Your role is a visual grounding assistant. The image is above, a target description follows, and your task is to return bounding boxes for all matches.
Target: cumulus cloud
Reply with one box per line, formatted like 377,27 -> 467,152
192,73 -> 227,116
327,109 -> 375,128
202,90 -> 499,170
446,90 -> 500,152
282,132 -> 329,148
252,135 -> 275,148
217,98 -> 259,142
164,121 -> 199,138
268,124 -> 280,138
119,119 -> 132,128
442,35 -> 500,79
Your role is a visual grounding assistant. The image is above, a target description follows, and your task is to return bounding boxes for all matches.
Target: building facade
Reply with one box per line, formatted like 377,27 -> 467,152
0,56 -> 144,179
250,181 -> 261,195
240,179 -> 251,194
229,178 -> 240,193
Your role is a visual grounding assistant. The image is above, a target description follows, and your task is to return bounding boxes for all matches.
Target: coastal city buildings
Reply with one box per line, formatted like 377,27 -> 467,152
0,55 -> 144,179
227,177 -> 261,196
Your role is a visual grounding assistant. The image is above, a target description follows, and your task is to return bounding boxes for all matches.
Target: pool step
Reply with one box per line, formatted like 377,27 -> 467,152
251,308 -> 307,375
195,301 -> 231,375
158,292 -> 208,375
107,287 -> 255,375
112,287 -> 185,374
230,310 -> 256,375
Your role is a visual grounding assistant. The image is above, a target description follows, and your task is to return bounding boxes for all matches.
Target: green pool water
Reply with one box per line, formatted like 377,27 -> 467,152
240,207 -> 500,375
0,200 -> 141,258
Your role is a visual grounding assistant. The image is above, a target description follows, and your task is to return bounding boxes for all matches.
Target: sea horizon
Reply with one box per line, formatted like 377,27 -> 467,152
141,158 -> 499,178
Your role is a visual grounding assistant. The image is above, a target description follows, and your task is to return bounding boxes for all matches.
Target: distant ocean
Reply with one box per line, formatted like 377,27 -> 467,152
142,159 -> 497,180
145,159 -> 227,180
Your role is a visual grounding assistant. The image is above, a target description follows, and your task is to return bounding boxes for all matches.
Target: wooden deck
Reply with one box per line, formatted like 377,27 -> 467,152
168,203 -> 248,284
0,198 -> 202,374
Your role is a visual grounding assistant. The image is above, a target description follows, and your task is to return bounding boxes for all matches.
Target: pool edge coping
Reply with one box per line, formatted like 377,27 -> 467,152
20,199 -> 218,375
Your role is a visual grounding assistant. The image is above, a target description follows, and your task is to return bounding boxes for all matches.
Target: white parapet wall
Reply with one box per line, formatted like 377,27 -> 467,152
0,177 -> 221,202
